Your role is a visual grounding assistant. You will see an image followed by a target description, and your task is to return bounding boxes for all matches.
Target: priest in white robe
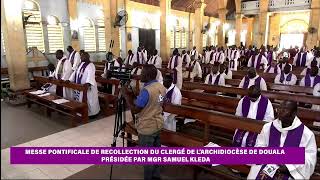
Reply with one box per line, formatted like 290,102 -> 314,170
147,49 -> 162,69
300,66 -> 320,88
190,46 -> 199,60
220,63 -> 232,80
238,68 -> 267,91
264,60 -> 281,74
69,52 -> 100,116
124,50 -> 135,66
184,55 -> 202,81
248,52 -> 268,70
210,48 -> 225,65
67,46 -> 81,71
274,64 -> 297,85
204,65 -> 225,86
167,49 -> 183,89
293,48 -> 314,67
163,74 -> 182,132
248,100 -> 317,179
228,47 -> 240,71
132,47 -> 146,65
181,50 -> 191,67
233,85 -> 274,147
53,50 -> 73,98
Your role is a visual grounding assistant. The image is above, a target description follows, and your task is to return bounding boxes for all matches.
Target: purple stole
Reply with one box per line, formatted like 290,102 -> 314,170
75,62 -> 90,84
169,55 -> 179,84
253,54 -> 263,69
229,51 -> 236,68
266,51 -> 273,65
188,60 -> 197,78
243,76 -> 262,89
306,68 -> 311,75
182,54 -> 187,63
266,66 -> 278,74
233,95 -> 269,147
133,67 -> 139,75
215,53 -> 222,63
296,52 -> 307,67
70,51 -> 77,65
136,52 -> 140,64
210,51 -> 215,61
255,122 -> 304,180
209,74 -> 221,85
165,86 -> 175,103
279,72 -> 292,84
304,74 -> 320,87
55,58 -> 67,97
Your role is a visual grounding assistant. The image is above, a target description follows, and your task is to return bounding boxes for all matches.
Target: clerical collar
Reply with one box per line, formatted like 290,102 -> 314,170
167,83 -> 175,92
274,116 -> 302,132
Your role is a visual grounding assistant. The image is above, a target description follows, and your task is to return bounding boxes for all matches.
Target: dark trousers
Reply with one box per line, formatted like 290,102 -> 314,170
138,131 -> 161,180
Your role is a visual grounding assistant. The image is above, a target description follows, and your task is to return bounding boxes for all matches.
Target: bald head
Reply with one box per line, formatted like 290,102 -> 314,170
278,100 -> 298,128
247,67 -> 257,79
248,85 -> 261,102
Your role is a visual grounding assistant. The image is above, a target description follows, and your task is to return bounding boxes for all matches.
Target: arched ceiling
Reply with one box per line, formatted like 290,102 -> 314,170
131,0 -> 236,18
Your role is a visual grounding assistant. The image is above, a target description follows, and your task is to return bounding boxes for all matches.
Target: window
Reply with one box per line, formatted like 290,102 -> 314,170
23,0 -> 45,52
175,21 -> 181,48
170,30 -> 174,48
181,28 -> 187,48
47,16 -> 64,53
81,18 -> 96,52
97,19 -> 106,52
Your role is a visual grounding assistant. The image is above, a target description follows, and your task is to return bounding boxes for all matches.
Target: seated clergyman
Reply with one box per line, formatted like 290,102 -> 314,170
248,100 -> 317,179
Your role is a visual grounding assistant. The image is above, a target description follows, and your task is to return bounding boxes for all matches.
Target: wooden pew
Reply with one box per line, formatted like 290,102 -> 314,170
180,90 -> 320,128
96,76 -> 120,116
183,82 -> 320,105
231,71 -> 305,84
223,79 -> 314,94
26,76 -> 89,126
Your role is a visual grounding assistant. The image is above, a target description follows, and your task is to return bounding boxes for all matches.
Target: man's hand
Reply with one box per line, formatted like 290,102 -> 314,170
65,80 -> 71,83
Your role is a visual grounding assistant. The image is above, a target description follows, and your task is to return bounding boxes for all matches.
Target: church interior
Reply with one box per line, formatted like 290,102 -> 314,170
1,0 -> 320,179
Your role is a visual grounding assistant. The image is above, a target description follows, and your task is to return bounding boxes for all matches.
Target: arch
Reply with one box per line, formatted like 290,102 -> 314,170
280,19 -> 309,34
23,0 -> 40,11
81,18 -> 95,27
47,15 -> 60,25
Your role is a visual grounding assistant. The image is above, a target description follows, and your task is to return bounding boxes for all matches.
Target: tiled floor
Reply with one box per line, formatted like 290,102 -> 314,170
1,111 -> 130,179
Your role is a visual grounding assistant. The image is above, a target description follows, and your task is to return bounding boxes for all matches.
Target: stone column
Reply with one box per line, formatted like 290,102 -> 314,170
103,0 -> 120,56
217,9 -> 227,47
306,0 -> 320,48
67,0 -> 80,51
235,13 -> 243,47
257,0 -> 269,48
246,17 -> 254,46
268,13 -> 280,47
194,0 -> 206,52
160,0 -> 171,61
235,0 -> 242,47
1,0 -> 30,91
188,12 -> 193,49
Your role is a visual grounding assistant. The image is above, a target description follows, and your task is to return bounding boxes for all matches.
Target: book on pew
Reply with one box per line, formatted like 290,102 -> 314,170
29,90 -> 46,95
52,99 -> 70,104
38,93 -> 51,97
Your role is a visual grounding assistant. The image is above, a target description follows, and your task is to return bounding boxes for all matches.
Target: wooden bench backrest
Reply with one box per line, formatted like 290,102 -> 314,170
232,71 -> 304,84
33,76 -> 88,103
224,79 -> 314,94
183,82 -> 320,105
181,90 -> 320,125
163,103 -> 320,146
95,76 -> 120,95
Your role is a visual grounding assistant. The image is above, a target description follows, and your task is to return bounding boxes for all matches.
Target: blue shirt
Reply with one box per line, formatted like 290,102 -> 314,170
135,80 -> 158,108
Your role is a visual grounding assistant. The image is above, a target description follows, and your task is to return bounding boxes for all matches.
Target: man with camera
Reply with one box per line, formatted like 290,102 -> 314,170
122,64 -> 166,180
